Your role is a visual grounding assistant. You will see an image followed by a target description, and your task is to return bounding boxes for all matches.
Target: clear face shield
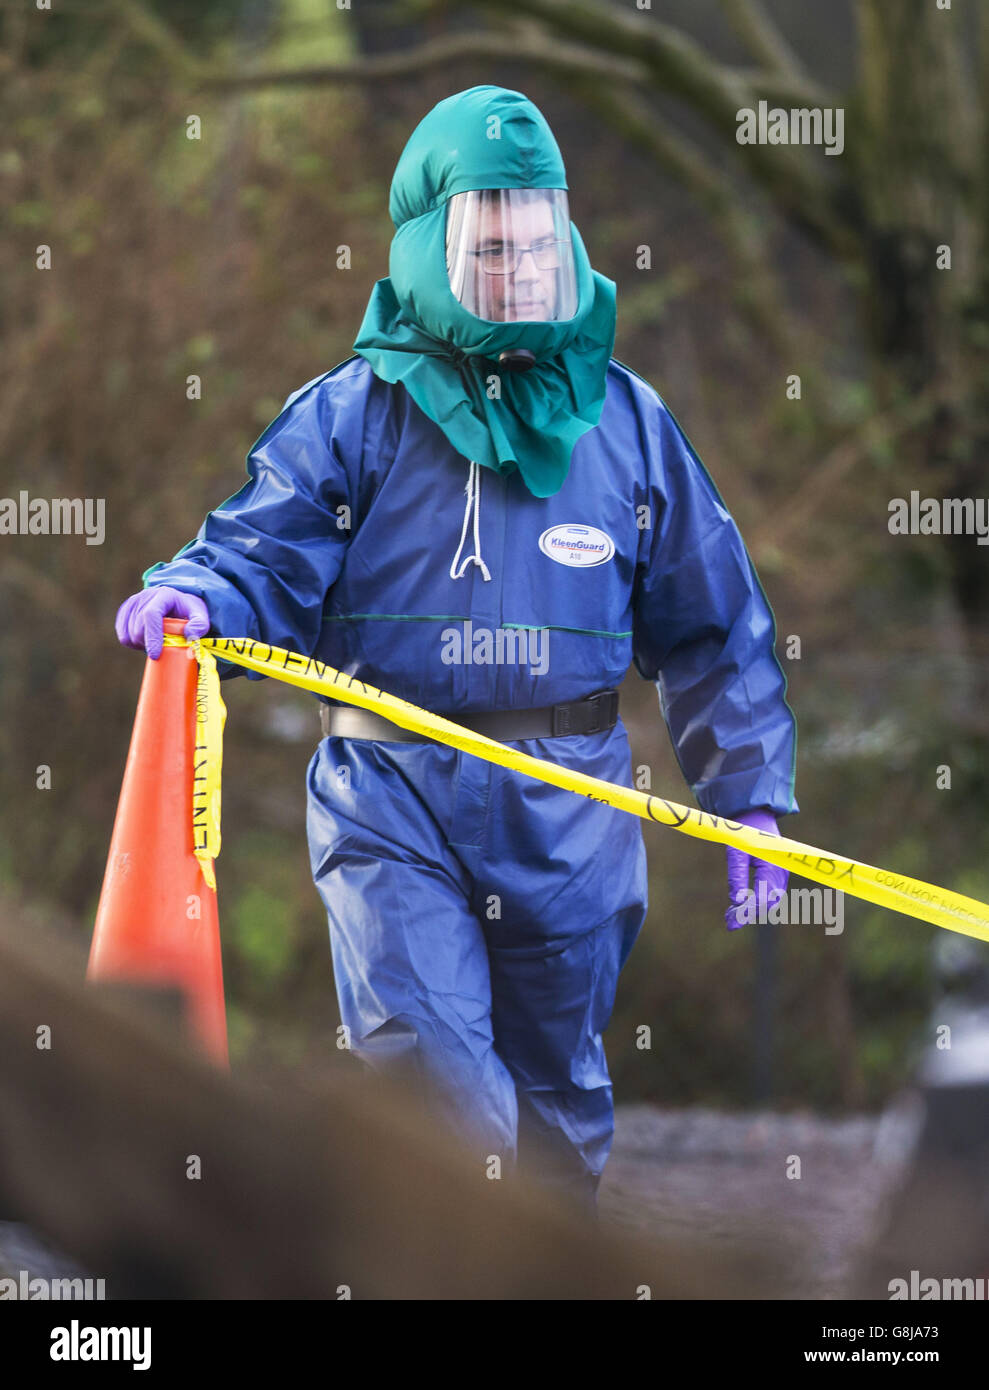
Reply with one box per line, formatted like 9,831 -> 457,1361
445,188 -> 578,324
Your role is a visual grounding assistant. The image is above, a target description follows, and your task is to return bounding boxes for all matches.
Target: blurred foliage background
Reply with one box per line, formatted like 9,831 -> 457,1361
2,0 -> 987,1111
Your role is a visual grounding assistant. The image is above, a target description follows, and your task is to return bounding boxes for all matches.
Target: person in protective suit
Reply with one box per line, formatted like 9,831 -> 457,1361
116,87 -> 798,1217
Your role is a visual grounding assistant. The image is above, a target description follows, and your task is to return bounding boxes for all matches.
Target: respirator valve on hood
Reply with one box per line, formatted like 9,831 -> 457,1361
498,349 -> 536,373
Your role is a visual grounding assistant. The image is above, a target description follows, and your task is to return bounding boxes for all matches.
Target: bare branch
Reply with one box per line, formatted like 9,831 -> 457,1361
557,77 -> 806,367
462,0 -> 832,111
199,29 -> 646,92
744,70 -> 834,108
719,0 -> 808,78
103,0 -> 207,82
452,0 -> 852,258
750,385 -> 940,552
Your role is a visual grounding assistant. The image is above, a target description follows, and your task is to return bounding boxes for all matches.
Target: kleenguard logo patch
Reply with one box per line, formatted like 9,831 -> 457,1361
538,524 -> 615,568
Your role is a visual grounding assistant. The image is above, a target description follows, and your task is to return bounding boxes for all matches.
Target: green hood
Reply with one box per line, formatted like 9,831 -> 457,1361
353,85 -> 616,498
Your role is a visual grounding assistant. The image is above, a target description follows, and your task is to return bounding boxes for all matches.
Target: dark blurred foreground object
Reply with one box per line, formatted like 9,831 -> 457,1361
854,936 -> 989,1295
0,895 -> 774,1299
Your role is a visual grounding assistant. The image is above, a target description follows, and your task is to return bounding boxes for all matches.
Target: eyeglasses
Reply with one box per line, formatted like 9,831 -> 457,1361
469,239 -> 571,275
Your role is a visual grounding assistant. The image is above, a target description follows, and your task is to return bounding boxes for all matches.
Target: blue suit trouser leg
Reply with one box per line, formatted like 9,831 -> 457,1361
466,728 -> 648,1215
486,904 -> 644,1216
305,738 -> 518,1172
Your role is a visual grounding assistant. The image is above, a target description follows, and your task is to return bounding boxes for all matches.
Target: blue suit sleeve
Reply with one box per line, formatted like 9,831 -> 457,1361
142,377 -> 355,680
631,398 -> 798,819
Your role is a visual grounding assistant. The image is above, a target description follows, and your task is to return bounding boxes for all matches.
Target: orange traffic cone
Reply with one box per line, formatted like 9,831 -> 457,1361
88,616 -> 228,1065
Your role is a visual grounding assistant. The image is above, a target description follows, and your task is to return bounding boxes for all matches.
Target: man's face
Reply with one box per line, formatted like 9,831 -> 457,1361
473,197 -> 560,322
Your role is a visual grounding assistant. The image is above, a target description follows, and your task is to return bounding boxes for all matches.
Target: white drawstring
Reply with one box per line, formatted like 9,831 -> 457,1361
449,459 -> 492,582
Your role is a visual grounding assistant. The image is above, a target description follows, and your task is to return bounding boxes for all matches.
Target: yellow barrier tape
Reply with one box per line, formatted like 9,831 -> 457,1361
187,640 -> 225,892
164,634 -> 989,942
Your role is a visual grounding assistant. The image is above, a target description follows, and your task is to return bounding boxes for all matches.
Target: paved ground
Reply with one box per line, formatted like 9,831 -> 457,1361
600,1103 -> 919,1298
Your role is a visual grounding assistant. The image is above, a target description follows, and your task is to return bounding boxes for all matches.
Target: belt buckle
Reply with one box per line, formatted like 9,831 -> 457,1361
585,689 -> 619,734
551,703 -> 573,737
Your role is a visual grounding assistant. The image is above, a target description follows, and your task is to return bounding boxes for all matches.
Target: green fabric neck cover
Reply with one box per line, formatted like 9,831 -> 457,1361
353,85 -> 617,499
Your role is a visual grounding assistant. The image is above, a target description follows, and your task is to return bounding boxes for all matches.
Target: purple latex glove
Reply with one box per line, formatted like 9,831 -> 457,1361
115,587 -> 210,661
724,808 -> 788,930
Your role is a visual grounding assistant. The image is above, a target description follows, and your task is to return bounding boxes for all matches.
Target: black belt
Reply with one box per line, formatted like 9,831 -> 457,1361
318,689 -> 620,743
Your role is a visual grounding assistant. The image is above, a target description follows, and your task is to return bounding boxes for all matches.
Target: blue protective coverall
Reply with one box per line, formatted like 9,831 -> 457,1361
143,353 -> 798,1208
